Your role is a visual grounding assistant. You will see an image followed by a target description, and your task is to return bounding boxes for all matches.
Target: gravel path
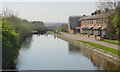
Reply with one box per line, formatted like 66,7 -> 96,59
61,32 -> 120,51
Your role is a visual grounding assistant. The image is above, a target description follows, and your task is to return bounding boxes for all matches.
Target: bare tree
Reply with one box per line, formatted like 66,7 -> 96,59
97,0 -> 120,40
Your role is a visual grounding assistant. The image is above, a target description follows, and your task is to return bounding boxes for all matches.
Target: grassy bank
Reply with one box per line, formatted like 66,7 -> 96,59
76,40 -> 120,56
62,32 -> 73,35
47,31 -> 54,33
57,33 -> 64,35
47,31 -> 63,35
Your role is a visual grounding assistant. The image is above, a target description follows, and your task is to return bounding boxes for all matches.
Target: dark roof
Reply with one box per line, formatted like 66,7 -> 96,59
78,14 -> 107,21
93,26 -> 101,30
82,26 -> 93,29
69,16 -> 83,18
100,26 -> 107,30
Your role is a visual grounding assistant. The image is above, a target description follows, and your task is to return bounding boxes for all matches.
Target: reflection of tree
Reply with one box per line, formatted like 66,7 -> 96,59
2,46 -> 19,70
68,43 -> 120,70
54,35 -> 57,39
20,35 -> 33,50
2,35 -> 33,70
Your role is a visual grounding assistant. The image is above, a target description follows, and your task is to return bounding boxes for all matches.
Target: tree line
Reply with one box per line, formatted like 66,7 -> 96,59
2,9 -> 45,69
53,23 -> 68,33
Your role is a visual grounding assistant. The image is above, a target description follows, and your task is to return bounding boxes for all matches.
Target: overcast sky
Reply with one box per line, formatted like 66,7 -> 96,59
1,0 -> 99,2
1,1 -> 99,22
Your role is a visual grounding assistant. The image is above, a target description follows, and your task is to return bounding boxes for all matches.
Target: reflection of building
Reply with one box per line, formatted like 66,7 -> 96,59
76,45 -> 120,70
68,43 -> 120,70
68,43 -> 80,53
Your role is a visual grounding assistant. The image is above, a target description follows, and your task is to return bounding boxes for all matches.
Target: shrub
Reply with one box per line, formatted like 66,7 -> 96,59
112,41 -> 114,44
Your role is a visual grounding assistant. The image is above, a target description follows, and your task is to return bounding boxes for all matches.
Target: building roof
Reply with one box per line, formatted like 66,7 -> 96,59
100,26 -> 107,30
78,14 -> 107,21
69,15 -> 85,30
69,16 -> 83,18
82,26 -> 102,30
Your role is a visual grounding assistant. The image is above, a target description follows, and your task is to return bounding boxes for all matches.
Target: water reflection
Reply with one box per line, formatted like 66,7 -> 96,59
68,43 -> 120,70
5,34 -> 120,70
68,43 -> 81,54
20,36 -> 33,50
2,34 -> 35,70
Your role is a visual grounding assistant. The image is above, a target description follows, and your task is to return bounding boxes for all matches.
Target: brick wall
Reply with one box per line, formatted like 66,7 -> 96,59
68,17 -> 74,34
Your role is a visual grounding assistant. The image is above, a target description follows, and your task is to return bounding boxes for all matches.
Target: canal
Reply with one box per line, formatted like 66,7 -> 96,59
16,34 -> 120,70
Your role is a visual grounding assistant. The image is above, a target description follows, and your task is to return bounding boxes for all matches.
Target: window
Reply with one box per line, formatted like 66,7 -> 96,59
87,20 -> 89,24
85,20 -> 87,25
99,20 -> 101,24
91,20 -> 93,24
102,20 -> 104,24
87,20 -> 88,24
83,21 -> 85,25
104,20 -> 107,24
96,19 -> 98,24
101,19 -> 103,24
98,20 -> 100,24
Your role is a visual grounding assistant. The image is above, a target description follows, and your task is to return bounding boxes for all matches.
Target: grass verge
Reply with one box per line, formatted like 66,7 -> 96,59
57,33 -> 64,35
47,31 -> 54,33
47,31 -> 63,35
76,40 -> 120,56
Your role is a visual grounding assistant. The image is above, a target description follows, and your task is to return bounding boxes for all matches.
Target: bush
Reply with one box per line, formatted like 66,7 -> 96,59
105,40 -> 107,42
112,41 -> 115,44
101,39 -> 119,45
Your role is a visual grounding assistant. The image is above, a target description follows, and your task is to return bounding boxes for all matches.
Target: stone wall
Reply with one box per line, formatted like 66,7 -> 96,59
50,33 -> 120,66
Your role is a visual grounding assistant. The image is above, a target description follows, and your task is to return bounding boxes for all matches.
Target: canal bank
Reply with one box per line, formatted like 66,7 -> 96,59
47,32 -> 120,66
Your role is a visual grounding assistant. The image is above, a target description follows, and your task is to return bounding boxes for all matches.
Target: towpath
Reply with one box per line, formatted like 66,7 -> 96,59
61,32 -> 120,51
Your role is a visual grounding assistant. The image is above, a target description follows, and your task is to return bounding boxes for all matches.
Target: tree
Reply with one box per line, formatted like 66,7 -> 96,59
2,9 -> 46,69
98,0 -> 119,40
2,18 -> 19,69
113,5 -> 120,41
61,24 -> 68,32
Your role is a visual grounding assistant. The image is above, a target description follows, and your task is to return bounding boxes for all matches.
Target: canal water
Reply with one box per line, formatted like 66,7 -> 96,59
16,34 -> 120,70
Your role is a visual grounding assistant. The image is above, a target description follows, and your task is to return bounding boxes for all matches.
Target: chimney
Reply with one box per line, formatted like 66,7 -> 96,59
83,14 -> 86,16
91,13 -> 94,15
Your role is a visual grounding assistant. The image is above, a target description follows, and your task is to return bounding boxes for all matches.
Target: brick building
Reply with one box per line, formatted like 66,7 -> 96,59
68,16 -> 85,34
77,14 -> 107,40
68,14 -> 108,40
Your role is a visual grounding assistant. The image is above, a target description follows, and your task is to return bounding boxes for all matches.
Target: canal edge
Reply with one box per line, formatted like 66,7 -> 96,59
48,32 -> 120,66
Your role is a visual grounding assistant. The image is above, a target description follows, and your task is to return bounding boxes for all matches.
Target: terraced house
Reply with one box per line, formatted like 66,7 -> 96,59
68,14 -> 109,40
78,14 -> 107,40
